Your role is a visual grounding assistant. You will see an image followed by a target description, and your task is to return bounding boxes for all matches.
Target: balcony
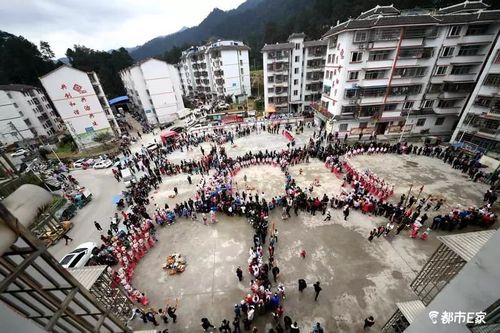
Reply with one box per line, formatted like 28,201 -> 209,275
434,106 -> 461,115
476,127 -> 500,139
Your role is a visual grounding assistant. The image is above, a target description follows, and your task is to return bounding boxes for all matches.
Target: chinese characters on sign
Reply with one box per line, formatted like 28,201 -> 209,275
61,81 -> 97,128
428,311 -> 486,325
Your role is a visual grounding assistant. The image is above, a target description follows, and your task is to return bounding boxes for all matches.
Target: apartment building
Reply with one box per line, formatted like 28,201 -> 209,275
178,40 -> 251,102
0,84 -> 64,146
262,33 -> 327,114
120,58 -> 184,125
315,1 -> 500,139
40,65 -> 119,150
450,38 -> 500,153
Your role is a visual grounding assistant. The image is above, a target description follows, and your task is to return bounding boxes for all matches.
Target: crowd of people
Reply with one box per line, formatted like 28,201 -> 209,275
81,118 -> 498,332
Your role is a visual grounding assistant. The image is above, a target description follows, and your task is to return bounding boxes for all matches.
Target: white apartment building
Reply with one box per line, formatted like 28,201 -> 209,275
120,58 -> 184,125
316,1 -> 500,139
0,84 -> 64,145
178,40 -> 251,102
40,65 -> 119,150
262,34 -> 327,115
450,39 -> 500,154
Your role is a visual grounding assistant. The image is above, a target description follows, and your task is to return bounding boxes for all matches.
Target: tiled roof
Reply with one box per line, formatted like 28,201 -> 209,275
437,230 -> 496,262
288,32 -> 306,40
323,9 -> 500,37
261,43 -> 294,52
438,0 -> 489,14
303,40 -> 328,48
358,5 -> 401,19
0,84 -> 38,92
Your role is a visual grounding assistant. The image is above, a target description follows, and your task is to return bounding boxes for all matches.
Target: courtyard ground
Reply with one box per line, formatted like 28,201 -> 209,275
48,126 -> 492,333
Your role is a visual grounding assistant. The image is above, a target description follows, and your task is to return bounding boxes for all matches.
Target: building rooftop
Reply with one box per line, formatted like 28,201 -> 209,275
0,84 -> 39,92
210,45 -> 251,52
288,32 -> 306,40
261,43 -> 294,52
303,40 -> 328,48
323,1 -> 500,38
438,0 -> 489,14
437,230 -> 496,262
357,5 -> 401,19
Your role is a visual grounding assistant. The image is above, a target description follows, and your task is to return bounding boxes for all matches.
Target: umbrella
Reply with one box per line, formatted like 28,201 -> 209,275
112,194 -> 123,204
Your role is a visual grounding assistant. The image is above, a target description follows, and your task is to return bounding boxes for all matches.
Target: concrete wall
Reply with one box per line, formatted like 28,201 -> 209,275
40,66 -> 113,149
406,230 -> 500,333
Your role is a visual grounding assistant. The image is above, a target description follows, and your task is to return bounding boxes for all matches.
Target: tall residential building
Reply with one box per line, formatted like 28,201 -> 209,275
40,65 -> 119,150
178,40 -> 251,102
0,84 -> 64,146
120,58 -> 185,125
262,33 -> 327,114
315,1 -> 500,139
450,38 -> 500,153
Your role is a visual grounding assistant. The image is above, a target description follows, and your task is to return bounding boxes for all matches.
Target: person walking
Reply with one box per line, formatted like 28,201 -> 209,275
157,308 -> 168,324
363,316 -> 375,330
167,303 -> 177,323
62,234 -> 73,245
298,279 -> 307,292
312,322 -> 324,333
283,316 -> 292,331
313,281 -> 322,301
343,205 -> 350,221
272,265 -> 280,282
146,310 -> 159,326
233,317 -> 241,333
323,210 -> 331,221
236,266 -> 243,281
174,187 -> 178,196
219,319 -> 231,333
94,221 -> 103,231
201,318 -> 215,331
187,175 -> 192,185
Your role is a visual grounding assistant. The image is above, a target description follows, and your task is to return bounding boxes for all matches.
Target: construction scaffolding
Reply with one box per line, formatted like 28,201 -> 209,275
410,230 -> 495,305
0,185 -> 133,333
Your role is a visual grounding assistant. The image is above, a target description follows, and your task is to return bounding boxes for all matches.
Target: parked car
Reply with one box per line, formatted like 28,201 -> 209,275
11,148 -> 28,157
59,242 -> 97,269
217,102 -> 230,110
54,202 -> 77,221
93,159 -> 113,169
146,143 -> 159,152
73,158 -> 87,168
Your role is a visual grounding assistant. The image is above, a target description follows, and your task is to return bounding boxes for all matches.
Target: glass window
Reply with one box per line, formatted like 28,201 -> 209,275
295,56 -> 299,62
364,70 -> 386,80
458,45 -> 482,56
448,25 -> 462,37
351,52 -> 363,62
368,50 -> 391,61
416,118 -> 426,127
339,123 -> 348,131
422,100 -> 434,109
402,101 -> 414,110
435,117 -> 445,126
466,24 -> 489,36
440,46 -> 455,57
293,90 -> 298,96
484,74 -> 500,87
348,71 -> 359,80
450,65 -> 474,75
434,66 -> 448,76
354,31 -> 368,43
294,68 -> 299,74
295,43 -> 300,50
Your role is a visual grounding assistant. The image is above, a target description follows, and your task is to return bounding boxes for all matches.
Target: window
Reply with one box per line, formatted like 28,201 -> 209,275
348,71 -> 359,80
359,122 -> 368,129
240,60 -> 243,65
294,79 -> 298,85
422,100 -> 434,109
474,96 -> 493,108
241,68 -> 244,74
435,117 -> 445,126
364,70 -> 386,80
6,92 -> 12,99
373,28 -> 400,41
13,103 -> 18,108
268,88 -> 274,93
434,66 -> 448,76
295,56 -> 299,62
484,74 -> 500,87
328,36 -> 337,49
448,25 -> 462,37
294,68 -> 299,74
384,104 -> 397,111
351,51 -> 363,62
398,47 -> 434,59
450,65 -> 474,75
354,31 -> 368,43
295,43 -> 300,50
323,85 -> 331,95
416,118 -> 426,127
440,46 -> 455,57
437,99 -> 459,108
293,90 -> 298,96
458,45 -> 482,56
268,76 -> 274,83
368,50 -> 391,61
327,54 -> 332,63
345,88 -> 358,99
402,101 -> 414,110
466,24 -> 489,36
339,123 -> 348,131
394,67 -> 426,78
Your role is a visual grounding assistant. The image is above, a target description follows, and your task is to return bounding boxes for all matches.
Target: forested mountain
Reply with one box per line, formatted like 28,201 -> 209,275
130,0 -> 472,67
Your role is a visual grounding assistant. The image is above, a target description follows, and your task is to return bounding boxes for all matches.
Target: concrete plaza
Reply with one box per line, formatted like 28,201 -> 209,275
48,126 -> 491,333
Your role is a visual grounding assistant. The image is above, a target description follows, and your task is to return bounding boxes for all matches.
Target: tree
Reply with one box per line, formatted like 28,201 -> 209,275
39,41 -> 55,60
93,131 -> 114,147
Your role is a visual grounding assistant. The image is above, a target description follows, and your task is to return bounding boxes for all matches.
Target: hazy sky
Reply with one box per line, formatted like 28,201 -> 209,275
1,0 -> 246,58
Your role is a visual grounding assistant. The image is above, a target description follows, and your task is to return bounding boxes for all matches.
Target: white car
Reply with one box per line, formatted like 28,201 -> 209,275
217,102 -> 229,110
59,242 -> 97,269
93,159 -> 113,169
73,158 -> 87,168
11,148 -> 28,157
